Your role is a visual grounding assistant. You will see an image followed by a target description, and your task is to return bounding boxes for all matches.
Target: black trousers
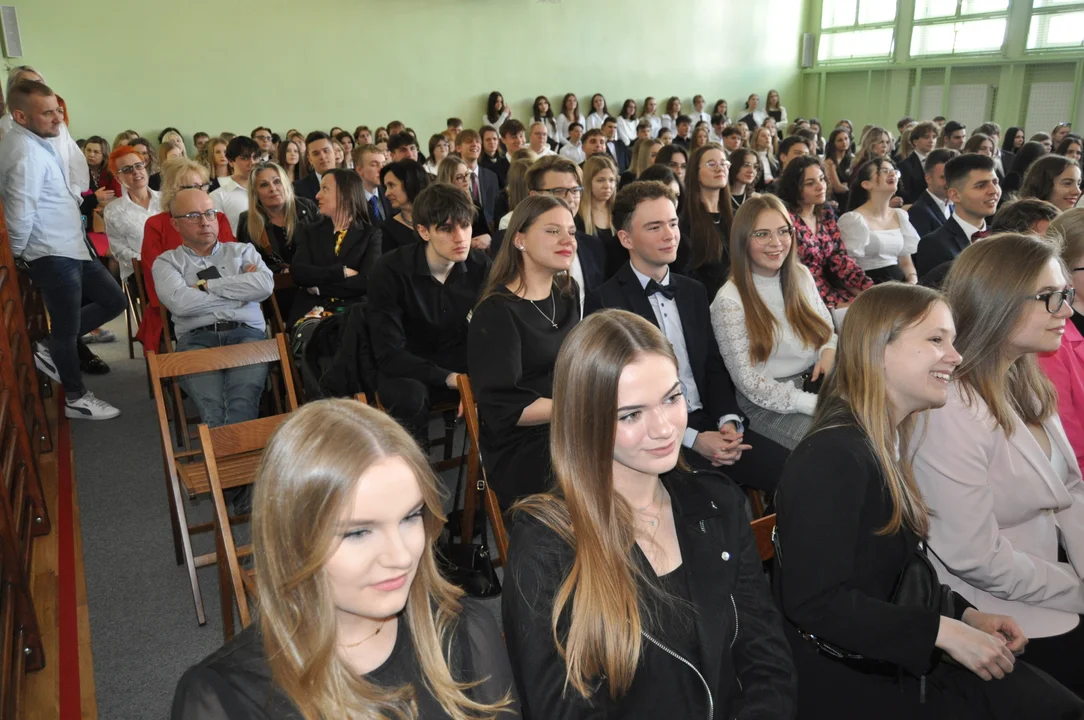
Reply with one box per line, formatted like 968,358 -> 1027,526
865,264 -> 906,284
377,375 -> 458,446
1016,616 -> 1084,697
684,409 -> 788,493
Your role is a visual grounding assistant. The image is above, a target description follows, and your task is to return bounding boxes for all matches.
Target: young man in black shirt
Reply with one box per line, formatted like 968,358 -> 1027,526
367,183 -> 491,442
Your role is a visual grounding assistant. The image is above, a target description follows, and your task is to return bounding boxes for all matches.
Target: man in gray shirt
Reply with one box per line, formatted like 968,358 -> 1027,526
0,79 -> 125,420
153,188 -> 274,429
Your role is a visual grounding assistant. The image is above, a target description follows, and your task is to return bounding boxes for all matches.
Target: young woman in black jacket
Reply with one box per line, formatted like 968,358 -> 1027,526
773,282 -> 1084,719
502,309 -> 797,720
288,169 -> 382,327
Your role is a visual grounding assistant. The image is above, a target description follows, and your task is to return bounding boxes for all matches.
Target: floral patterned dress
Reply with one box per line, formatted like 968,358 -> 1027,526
790,205 -> 872,309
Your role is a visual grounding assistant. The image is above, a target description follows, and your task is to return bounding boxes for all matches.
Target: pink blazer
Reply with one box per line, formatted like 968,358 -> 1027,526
913,384 -> 1084,638
1039,321 -> 1084,470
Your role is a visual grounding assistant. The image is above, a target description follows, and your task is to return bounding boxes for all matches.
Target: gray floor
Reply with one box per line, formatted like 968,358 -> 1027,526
73,315 -> 499,720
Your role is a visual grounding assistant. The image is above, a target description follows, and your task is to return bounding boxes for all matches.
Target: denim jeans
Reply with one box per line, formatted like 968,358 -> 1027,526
26,256 -> 126,395
176,325 -> 269,428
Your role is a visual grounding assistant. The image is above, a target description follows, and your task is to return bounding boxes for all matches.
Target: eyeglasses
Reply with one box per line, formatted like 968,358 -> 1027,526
739,162 -> 758,170
750,226 -> 794,245
453,173 -> 471,184
540,186 -> 583,200
254,134 -> 272,141
118,162 -> 146,175
172,209 -> 217,224
876,166 -> 901,177
705,159 -> 731,170
179,182 -> 211,191
669,162 -> 688,172
1031,287 -> 1076,314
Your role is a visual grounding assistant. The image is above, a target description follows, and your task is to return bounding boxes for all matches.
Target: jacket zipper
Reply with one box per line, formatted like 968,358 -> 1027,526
641,630 -> 714,720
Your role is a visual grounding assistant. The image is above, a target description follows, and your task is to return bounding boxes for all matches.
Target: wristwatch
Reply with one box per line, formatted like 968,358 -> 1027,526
196,279 -> 209,292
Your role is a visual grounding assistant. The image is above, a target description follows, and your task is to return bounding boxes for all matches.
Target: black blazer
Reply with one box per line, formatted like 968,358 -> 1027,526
287,217 -> 382,326
584,261 -> 741,421
907,190 -> 947,240
292,172 -> 320,202
480,153 -> 509,189
476,166 -> 500,230
503,470 -> 797,720
575,231 -> 605,295
897,152 -> 927,205
912,217 -> 969,281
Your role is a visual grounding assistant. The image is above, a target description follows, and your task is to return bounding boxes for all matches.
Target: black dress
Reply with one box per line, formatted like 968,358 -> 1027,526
171,601 -> 518,719
380,216 -> 418,255
467,282 -> 579,509
574,216 -> 623,280
775,421 -> 1084,719
676,213 -> 729,302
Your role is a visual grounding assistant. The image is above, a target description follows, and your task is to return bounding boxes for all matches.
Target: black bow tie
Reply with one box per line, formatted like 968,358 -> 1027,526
645,279 -> 677,300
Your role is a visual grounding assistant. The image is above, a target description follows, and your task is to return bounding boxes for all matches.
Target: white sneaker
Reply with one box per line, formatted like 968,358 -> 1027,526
65,392 -> 121,420
34,343 -> 61,383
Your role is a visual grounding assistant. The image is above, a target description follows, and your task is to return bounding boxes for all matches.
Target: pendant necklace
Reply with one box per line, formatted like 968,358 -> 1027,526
339,618 -> 388,649
528,294 -> 558,330
636,483 -> 663,528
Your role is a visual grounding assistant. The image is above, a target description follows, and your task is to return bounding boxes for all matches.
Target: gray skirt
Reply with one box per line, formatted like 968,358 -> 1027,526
735,372 -> 814,451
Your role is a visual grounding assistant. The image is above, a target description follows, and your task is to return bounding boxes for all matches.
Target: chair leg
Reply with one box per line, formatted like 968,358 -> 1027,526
442,411 -> 456,462
216,517 -> 235,641
168,465 -> 206,625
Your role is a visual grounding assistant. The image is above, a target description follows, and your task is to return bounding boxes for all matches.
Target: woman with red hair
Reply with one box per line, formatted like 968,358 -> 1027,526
103,145 -> 159,284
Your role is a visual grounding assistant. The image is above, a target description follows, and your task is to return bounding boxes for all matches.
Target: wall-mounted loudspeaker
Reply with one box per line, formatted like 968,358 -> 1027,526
1,6 -> 21,58
800,32 -> 814,68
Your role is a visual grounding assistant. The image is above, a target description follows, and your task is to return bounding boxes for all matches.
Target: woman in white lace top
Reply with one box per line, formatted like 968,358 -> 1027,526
103,145 -> 160,283
838,157 -> 921,284
711,194 -> 838,449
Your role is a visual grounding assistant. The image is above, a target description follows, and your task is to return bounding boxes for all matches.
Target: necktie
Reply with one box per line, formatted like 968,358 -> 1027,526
470,172 -> 481,203
645,279 -> 677,300
971,229 -> 990,242
946,201 -> 954,218
368,195 -> 382,222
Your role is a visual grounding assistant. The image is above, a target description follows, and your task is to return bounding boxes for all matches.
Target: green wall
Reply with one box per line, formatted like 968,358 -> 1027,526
10,0 -> 807,146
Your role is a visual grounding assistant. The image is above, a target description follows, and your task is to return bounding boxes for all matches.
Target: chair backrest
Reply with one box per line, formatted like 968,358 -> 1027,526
456,374 -> 509,565
750,513 -> 776,562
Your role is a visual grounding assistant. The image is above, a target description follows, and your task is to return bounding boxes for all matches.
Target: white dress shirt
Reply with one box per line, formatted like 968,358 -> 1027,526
616,117 -> 638,146
0,113 -> 88,197
555,113 -> 586,146
586,112 -> 609,131
103,188 -> 160,281
210,177 -> 250,236
559,142 -> 586,164
692,110 -> 712,126
952,212 -> 986,242
926,189 -> 952,219
481,110 -> 511,130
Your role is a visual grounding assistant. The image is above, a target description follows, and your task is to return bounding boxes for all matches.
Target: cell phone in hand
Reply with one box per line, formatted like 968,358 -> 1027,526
801,372 -> 823,395
196,266 -> 222,281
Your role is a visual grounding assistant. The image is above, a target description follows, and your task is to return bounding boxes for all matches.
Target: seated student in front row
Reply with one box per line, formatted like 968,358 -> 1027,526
774,282 -> 1084,719
172,400 -> 518,719
586,181 -> 789,492
502,309 -> 798,719
467,195 -> 580,510
368,184 -> 491,446
153,187 -> 274,430
711,195 -> 837,451
915,234 -> 1084,698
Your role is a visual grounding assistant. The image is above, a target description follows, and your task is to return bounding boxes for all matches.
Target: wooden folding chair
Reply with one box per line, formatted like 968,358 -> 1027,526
202,414 -> 291,640
750,513 -> 776,562
122,271 -> 142,360
455,374 -> 508,565
148,334 -> 298,625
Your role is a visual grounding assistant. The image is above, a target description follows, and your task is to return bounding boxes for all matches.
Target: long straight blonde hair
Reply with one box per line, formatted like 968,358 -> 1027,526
943,233 -> 1062,433
245,161 -> 301,253
252,400 -> 511,720
579,154 -> 618,235
810,283 -> 940,536
729,195 -> 832,363
516,310 -> 681,700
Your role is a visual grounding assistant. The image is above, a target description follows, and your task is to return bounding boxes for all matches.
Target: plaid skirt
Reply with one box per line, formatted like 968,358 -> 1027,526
735,372 -> 814,451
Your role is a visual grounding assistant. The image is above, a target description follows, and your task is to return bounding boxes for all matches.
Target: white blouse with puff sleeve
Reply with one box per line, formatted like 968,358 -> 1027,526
837,209 -> 920,272
710,265 -> 837,417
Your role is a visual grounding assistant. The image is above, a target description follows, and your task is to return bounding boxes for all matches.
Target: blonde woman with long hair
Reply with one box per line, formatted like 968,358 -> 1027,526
710,194 -> 836,449
775,282 -> 1083,718
619,137 -> 662,189
503,309 -> 797,718
237,161 -> 320,272
853,125 -> 891,173
172,399 -> 518,719
496,151 -> 538,231
914,233 -> 1084,697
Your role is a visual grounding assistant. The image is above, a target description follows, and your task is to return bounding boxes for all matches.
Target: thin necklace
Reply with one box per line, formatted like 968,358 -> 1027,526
339,618 -> 387,648
528,293 -> 558,330
635,483 -> 663,528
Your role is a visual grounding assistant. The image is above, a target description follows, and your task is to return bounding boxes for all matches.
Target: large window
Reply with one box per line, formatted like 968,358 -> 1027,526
911,0 -> 1008,57
1028,0 -> 1084,50
818,0 -> 898,62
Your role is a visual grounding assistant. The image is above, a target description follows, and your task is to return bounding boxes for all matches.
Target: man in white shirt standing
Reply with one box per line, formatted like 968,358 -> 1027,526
0,80 -> 125,420
210,136 -> 259,236
559,123 -> 585,164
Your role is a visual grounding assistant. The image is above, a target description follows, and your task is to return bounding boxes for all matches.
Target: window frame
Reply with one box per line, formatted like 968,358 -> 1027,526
909,0 -> 1010,59
818,0 -> 899,64
1026,0 -> 1084,52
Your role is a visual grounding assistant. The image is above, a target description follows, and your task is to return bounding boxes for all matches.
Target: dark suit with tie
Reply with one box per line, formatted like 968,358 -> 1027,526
365,187 -> 395,225
897,153 -> 927,204
584,262 -> 787,491
907,190 -> 948,240
293,172 -> 321,202
913,215 -> 971,282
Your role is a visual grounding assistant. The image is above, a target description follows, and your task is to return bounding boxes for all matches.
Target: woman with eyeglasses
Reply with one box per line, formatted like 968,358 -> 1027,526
677,143 -> 734,301
103,145 -> 159,284
1053,123 -> 1073,149
778,155 -> 872,310
711,194 -> 836,450
914,233 -> 1084,697
727,148 -> 759,212
437,156 -> 492,250
839,158 -> 921,285
137,158 -> 236,354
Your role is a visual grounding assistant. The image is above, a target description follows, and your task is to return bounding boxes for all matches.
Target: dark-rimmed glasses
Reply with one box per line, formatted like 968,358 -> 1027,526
1032,287 -> 1076,314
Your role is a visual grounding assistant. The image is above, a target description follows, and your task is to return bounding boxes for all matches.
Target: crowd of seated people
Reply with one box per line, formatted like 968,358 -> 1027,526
8,66 -> 1084,717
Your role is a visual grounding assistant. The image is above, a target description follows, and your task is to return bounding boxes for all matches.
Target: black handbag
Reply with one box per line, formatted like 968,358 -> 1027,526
436,435 -> 501,598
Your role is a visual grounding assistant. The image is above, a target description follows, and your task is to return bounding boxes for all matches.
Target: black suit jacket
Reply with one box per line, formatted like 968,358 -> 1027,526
913,216 -> 969,281
293,172 -> 320,202
576,231 -> 605,294
897,153 -> 927,205
288,218 -> 382,325
584,261 -> 741,421
907,190 -> 947,240
476,166 -> 500,230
